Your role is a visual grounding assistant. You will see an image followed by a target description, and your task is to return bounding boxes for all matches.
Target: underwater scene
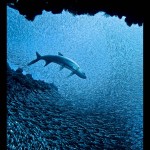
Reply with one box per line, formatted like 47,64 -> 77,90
7,6 -> 143,150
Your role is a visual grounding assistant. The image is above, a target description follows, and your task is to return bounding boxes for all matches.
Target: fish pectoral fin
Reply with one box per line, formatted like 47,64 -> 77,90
67,72 -> 74,78
59,65 -> 64,71
58,52 -> 63,56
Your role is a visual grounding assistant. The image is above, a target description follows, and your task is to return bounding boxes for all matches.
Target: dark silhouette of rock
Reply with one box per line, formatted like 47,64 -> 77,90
16,68 -> 23,74
7,0 -> 143,26
7,63 -> 59,92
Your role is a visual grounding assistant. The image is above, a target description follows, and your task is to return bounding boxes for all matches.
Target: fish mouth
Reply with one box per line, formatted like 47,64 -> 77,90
82,75 -> 87,79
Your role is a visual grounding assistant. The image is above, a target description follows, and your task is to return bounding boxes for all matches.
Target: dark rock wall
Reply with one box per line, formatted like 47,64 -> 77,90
7,0 -> 143,26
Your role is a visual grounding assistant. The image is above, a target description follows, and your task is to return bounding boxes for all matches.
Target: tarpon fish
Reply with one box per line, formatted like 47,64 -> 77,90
27,52 -> 86,79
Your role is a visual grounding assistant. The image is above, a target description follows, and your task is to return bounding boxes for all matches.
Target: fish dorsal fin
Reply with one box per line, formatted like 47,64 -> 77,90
58,52 -> 63,56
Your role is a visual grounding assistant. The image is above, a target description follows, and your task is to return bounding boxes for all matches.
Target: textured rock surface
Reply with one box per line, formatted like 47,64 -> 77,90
7,0 -> 143,26
7,64 -> 143,149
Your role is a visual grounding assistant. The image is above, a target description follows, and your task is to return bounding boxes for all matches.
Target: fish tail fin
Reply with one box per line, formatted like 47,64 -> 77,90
36,52 -> 41,59
27,51 -> 42,66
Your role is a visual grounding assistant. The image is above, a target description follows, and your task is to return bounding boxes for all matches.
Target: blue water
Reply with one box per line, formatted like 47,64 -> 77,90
7,7 -> 143,149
